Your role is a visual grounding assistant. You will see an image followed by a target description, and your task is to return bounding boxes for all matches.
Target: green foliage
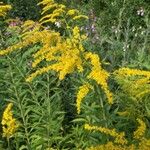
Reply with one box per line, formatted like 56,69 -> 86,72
0,31 -> 65,149
2,0 -> 40,20
79,0 -> 150,70
90,0 -> 150,26
0,0 -> 150,149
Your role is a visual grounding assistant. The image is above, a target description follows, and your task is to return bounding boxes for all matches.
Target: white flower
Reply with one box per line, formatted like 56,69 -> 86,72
55,22 -> 61,28
137,7 -> 144,16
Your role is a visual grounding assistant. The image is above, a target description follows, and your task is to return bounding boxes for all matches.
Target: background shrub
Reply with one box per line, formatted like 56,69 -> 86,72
2,0 -> 40,20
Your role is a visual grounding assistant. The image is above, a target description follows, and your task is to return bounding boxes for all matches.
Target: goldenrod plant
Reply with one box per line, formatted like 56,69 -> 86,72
0,2 -> 11,17
0,0 -> 113,110
113,68 -> 150,99
0,0 -> 150,149
2,103 -> 19,139
87,119 -> 150,150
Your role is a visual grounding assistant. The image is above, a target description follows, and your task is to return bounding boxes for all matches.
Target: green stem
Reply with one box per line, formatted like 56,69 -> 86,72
0,30 -> 5,43
122,19 -> 130,66
96,84 -> 108,128
9,65 -> 31,150
7,138 -> 10,150
46,73 -> 51,148
62,15 -> 72,37
117,0 -> 126,41
99,97 -> 108,128
7,56 -> 37,103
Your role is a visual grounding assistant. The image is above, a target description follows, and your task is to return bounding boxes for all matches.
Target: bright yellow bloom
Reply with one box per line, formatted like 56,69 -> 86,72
138,138 -> 150,150
76,83 -> 93,114
1,103 -> 19,138
0,30 -> 41,56
85,52 -> 113,104
117,111 -> 130,116
21,20 -> 41,35
134,118 -> 146,140
38,0 -> 87,26
114,68 -> 150,77
26,43 -> 83,82
0,2 -> 11,17
88,142 -> 135,150
114,68 -> 150,100
39,0 -> 66,24
73,26 -> 80,39
25,25 -> 85,82
38,0 -> 54,6
84,124 -> 127,145
1,20 -> 85,82
73,15 -> 88,20
67,9 -> 79,16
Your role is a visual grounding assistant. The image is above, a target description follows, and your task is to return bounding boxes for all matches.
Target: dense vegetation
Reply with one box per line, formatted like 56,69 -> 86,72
0,0 -> 150,149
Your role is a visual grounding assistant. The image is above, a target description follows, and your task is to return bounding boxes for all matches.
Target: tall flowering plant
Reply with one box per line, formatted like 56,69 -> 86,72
0,0 -> 150,149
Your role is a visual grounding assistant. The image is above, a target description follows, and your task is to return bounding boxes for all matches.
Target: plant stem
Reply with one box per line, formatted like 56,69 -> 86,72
46,73 -> 51,148
99,97 -> 108,128
7,56 -> 37,103
9,64 -> 31,150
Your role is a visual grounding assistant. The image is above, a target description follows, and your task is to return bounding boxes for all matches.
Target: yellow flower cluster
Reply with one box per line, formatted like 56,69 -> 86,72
21,20 -> 41,37
38,0 -> 88,26
0,17 -> 86,82
114,68 -> 150,77
138,138 -> 150,150
76,83 -> 93,114
0,20 -> 43,56
88,138 -> 150,150
88,142 -> 135,150
26,26 -> 85,82
114,68 -> 150,99
39,0 -> 66,24
0,2 -> 11,17
0,0 -> 113,115
117,111 -> 129,117
0,27 -> 41,56
86,119 -> 150,150
85,52 -> 113,104
84,124 -> 127,145
88,140 -> 150,150
1,103 -> 19,138
73,15 -> 88,20
67,9 -> 79,16
133,118 -> 146,140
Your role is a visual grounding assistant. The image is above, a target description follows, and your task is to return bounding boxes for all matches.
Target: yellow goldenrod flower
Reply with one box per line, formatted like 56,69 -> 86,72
39,0 -> 87,26
84,124 -> 127,145
41,3 -> 58,15
138,138 -> 150,150
87,142 -> 135,150
114,68 -> 150,77
134,118 -> 146,140
24,24 -> 85,82
0,30 -> 41,56
88,138 -> 150,150
1,103 -> 19,139
0,3 -> 11,17
67,9 -> 79,16
21,20 -> 41,36
72,26 -> 80,40
38,0 -> 54,6
113,68 -> 150,100
85,52 -> 113,104
39,0 -> 66,24
73,15 -> 88,20
76,83 -> 93,114
117,111 -> 130,116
